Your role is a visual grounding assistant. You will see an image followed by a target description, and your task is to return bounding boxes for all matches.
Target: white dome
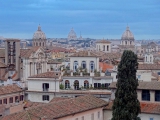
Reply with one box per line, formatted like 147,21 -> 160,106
68,28 -> 77,39
33,25 -> 46,40
121,26 -> 134,41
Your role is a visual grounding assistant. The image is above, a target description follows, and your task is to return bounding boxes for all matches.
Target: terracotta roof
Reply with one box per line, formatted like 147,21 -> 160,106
100,52 -> 122,61
24,101 -> 45,109
0,95 -> 108,120
20,47 -> 41,58
0,49 -> 5,58
70,51 -> 99,57
28,71 -> 60,78
109,81 -> 160,90
138,64 -> 160,70
0,84 -> 22,95
49,97 -> 70,103
99,62 -> 113,72
96,40 -> 111,44
0,62 -> 7,68
104,101 -> 160,115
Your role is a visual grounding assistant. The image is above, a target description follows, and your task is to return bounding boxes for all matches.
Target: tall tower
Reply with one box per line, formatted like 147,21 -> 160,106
5,39 -> 20,80
144,46 -> 153,64
33,25 -> 47,47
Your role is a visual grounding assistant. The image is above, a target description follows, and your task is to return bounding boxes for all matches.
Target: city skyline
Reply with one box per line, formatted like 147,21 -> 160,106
0,0 -> 160,39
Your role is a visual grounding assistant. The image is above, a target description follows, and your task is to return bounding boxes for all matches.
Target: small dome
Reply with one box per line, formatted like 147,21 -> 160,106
68,28 -> 77,39
121,26 -> 134,41
33,25 -> 46,40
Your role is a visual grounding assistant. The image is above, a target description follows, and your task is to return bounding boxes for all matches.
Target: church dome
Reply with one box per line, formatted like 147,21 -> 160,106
121,26 -> 134,41
33,25 -> 46,40
68,28 -> 77,39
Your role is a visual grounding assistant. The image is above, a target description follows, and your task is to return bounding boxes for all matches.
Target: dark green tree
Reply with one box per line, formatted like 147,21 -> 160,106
112,50 -> 141,120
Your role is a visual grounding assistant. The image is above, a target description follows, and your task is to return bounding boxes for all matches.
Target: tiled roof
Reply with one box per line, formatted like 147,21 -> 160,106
99,62 -> 113,72
109,81 -> 160,90
138,64 -> 160,70
0,62 -> 7,68
96,40 -> 111,44
0,84 -> 22,95
100,52 -> 122,61
104,101 -> 160,115
49,97 -> 70,103
70,51 -> 99,57
24,101 -> 45,109
0,49 -> 5,58
28,71 -> 60,78
0,95 -> 108,120
20,47 -> 41,58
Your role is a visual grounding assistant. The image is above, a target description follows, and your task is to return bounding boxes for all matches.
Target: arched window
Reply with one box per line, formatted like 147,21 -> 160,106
130,41 -> 132,45
36,43 -> 38,46
65,80 -> 70,89
73,61 -> 78,72
81,61 -> 86,69
103,45 -> 105,51
107,45 -> 109,51
150,57 -> 152,62
84,80 -> 89,88
146,56 -> 147,62
90,61 -> 95,72
43,42 -> 45,46
74,80 -> 79,90
125,41 -> 127,45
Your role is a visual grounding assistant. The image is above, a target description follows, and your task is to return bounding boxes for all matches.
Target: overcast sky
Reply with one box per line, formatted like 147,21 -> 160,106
0,0 -> 160,39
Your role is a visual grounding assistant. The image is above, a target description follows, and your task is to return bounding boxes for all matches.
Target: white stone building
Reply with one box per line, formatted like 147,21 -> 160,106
68,28 -> 77,40
27,71 -> 60,103
96,40 -> 111,53
69,51 -> 100,73
32,25 -> 47,47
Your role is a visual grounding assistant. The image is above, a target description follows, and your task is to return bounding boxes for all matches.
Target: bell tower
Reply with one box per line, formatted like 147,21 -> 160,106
5,39 -> 20,80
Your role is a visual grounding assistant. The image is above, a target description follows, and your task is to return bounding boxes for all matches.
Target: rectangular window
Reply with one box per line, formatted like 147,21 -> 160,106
98,111 -> 100,119
3,98 -> 7,104
42,95 -> 49,101
150,118 -> 154,120
81,116 -> 84,120
91,113 -> 94,120
20,95 -> 24,101
142,90 -> 150,101
155,90 -> 160,101
0,100 -> 2,104
42,83 -> 49,91
15,96 -> 19,103
9,97 -> 13,103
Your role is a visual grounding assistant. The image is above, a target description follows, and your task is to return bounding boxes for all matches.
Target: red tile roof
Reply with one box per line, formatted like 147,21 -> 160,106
0,84 -> 23,95
96,40 -> 111,44
99,62 -> 113,72
0,95 -> 108,120
138,64 -> 160,70
109,81 -> 160,90
28,71 -> 60,78
104,101 -> 160,115
24,101 -> 45,109
20,47 -> 41,58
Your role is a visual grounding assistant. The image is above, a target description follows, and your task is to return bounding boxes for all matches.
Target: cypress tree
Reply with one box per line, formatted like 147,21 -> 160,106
112,50 -> 141,120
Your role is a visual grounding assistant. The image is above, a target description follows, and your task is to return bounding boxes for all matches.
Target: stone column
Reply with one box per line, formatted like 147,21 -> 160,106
150,90 -> 155,102
34,62 -> 37,75
137,90 -> 142,102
